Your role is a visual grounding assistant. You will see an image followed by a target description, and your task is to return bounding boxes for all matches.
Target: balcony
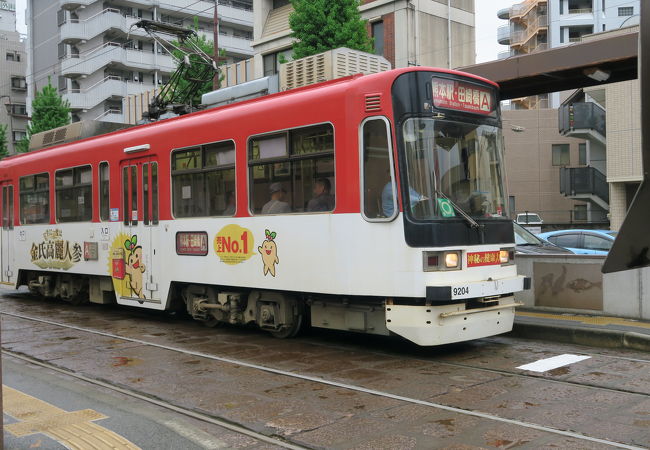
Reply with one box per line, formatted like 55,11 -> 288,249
560,166 -> 609,210
497,25 -> 511,45
559,101 -> 606,144
61,43 -> 175,78
59,0 -> 95,10
64,76 -> 155,111
59,9 -> 148,44
497,7 -> 511,20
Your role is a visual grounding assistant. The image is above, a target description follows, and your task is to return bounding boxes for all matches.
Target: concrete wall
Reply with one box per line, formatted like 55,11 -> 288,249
603,268 -> 650,320
516,254 -> 605,311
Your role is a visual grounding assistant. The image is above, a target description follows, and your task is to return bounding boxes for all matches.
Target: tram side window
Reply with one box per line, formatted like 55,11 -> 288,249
172,140 -> 236,217
361,118 -> 395,219
56,165 -> 92,222
249,124 -> 335,214
19,173 -> 50,224
99,162 -> 110,221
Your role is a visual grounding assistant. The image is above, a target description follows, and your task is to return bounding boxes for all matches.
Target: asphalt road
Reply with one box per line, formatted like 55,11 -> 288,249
2,288 -> 650,449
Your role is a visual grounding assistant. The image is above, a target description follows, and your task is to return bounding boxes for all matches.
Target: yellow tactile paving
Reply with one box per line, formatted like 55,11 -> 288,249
3,385 -> 142,449
517,311 -> 650,329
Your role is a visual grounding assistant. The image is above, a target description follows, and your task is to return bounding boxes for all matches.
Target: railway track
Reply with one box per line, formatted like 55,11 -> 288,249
2,308 -> 648,450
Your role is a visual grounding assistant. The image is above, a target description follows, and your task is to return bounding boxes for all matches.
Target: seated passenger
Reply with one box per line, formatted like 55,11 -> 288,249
306,178 -> 334,212
261,182 -> 291,214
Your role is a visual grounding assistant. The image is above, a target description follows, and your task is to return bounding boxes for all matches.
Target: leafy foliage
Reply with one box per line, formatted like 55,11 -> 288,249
0,124 -> 8,159
289,0 -> 373,59
28,81 -> 71,136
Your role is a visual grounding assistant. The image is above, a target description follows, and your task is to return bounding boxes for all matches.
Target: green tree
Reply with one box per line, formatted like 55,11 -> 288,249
22,80 -> 70,151
0,124 -> 8,159
289,0 -> 373,59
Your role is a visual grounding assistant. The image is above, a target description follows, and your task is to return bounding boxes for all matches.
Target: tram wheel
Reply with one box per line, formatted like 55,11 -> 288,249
268,314 -> 304,339
200,318 -> 223,328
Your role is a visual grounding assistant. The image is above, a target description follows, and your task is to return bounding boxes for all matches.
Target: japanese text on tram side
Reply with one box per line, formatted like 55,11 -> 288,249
30,229 -> 82,270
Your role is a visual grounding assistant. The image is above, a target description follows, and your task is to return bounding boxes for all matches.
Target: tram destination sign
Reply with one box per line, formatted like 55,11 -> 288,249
431,77 -> 495,116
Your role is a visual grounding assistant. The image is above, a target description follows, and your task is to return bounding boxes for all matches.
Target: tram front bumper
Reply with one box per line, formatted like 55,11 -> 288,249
425,275 -> 530,302
385,296 -> 522,346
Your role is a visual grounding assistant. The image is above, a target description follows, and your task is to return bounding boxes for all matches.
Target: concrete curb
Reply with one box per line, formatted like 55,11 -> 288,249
510,322 -> 650,353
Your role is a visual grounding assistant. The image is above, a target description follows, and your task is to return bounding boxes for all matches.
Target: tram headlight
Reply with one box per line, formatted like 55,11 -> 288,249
423,251 -> 461,271
500,247 -> 515,266
445,252 -> 459,268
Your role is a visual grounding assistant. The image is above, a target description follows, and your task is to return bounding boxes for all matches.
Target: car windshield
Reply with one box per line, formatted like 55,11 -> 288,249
514,223 -> 543,245
402,118 -> 507,220
606,231 -> 618,238
518,214 -> 541,223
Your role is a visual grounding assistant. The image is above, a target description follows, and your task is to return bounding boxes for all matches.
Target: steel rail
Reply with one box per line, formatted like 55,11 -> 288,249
0,310 -> 646,450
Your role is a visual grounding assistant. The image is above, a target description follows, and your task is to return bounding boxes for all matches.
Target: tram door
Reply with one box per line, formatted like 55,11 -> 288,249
120,158 -> 160,302
1,184 -> 14,284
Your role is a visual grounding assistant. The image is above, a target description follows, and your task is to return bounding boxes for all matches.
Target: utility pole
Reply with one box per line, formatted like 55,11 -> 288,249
213,1 -> 220,90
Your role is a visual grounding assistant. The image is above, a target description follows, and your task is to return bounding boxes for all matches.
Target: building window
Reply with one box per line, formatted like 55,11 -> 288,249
574,204 -> 587,221
6,51 -> 20,62
12,130 -> 26,143
273,0 -> 290,8
552,144 -> 570,166
172,140 -> 236,217
20,173 -> 50,225
9,104 -> 27,116
618,7 -> 634,16
262,49 -> 292,77
372,21 -> 384,56
578,143 -> 587,165
249,124 -> 335,214
11,77 -> 26,90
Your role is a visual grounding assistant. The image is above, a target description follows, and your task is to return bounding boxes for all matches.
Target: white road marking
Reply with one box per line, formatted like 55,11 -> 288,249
162,420 -> 230,449
517,354 -> 591,373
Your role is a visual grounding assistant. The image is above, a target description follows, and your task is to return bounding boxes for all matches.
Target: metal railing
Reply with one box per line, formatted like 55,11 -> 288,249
559,101 -> 606,137
560,167 -> 609,204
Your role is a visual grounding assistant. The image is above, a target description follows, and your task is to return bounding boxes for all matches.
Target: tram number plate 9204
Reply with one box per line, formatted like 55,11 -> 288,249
452,286 -> 470,297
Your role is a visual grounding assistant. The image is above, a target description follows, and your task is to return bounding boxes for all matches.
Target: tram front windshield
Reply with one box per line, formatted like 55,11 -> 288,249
402,118 -> 507,221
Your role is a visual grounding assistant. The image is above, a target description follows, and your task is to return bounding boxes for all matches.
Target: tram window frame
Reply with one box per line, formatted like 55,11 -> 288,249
171,140 -> 236,218
55,165 -> 93,223
360,117 -> 397,222
99,161 -> 110,221
248,123 -> 335,215
19,173 -> 50,225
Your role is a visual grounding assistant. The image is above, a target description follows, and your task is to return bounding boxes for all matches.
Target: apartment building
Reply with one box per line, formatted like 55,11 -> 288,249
559,26 -> 641,230
251,0 -> 475,79
26,0 -> 254,124
0,1 -> 28,155
498,0 -> 639,109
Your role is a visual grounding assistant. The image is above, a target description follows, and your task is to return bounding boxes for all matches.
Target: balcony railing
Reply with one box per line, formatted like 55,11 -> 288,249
559,101 -> 606,137
61,42 -> 175,77
497,25 -> 511,45
560,167 -> 609,205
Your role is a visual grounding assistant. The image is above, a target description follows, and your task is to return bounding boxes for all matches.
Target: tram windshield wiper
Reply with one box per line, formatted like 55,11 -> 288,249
436,191 -> 480,229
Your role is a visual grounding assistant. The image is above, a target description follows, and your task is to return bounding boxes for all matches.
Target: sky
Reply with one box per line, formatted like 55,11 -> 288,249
11,0 -> 511,63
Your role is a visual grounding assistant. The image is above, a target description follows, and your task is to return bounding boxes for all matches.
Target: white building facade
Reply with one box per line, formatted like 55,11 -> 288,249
26,0 -> 254,124
0,1 -> 28,155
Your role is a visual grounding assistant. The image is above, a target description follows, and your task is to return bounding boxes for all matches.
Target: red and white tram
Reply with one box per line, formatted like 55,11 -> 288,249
0,67 -> 528,345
